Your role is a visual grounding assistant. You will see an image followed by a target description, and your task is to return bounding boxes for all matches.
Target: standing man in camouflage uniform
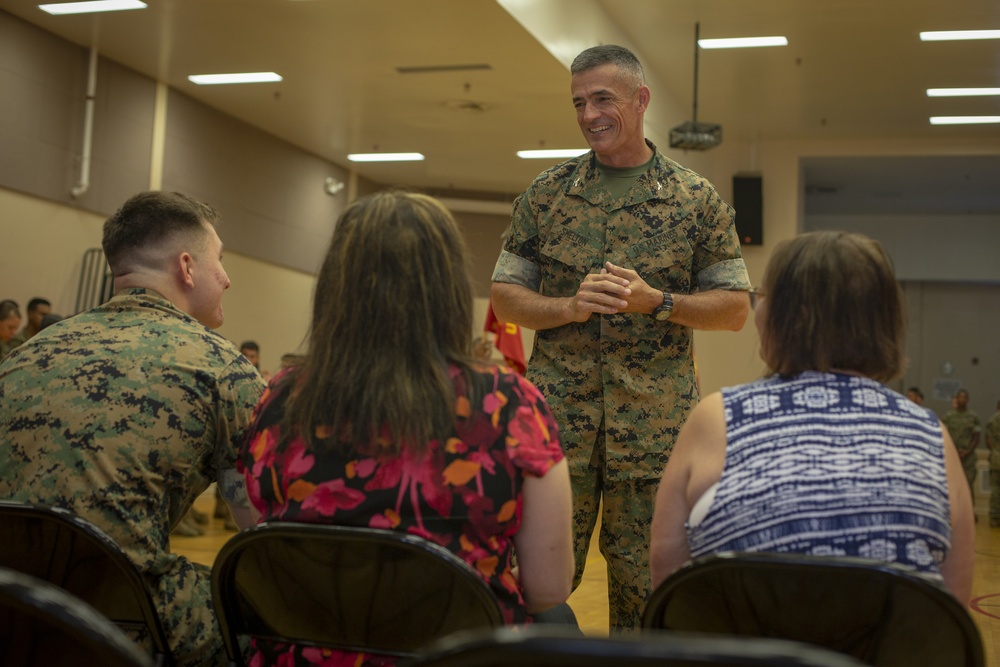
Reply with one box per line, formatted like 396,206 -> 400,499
491,45 -> 750,630
0,191 -> 265,667
986,400 -> 1000,527
943,388 -> 982,497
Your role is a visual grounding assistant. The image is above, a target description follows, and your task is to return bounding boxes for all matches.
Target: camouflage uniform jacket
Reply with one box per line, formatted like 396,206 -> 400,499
987,411 -> 1000,470
7,328 -> 29,350
943,409 -> 982,456
493,142 -> 750,479
0,288 -> 264,663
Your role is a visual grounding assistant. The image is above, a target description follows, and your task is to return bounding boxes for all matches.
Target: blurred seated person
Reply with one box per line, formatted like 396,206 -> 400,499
650,231 -> 974,604
239,191 -> 574,666
239,340 -> 271,382
8,297 -> 51,349
39,312 -> 63,330
906,386 -> 925,406
0,300 -> 21,361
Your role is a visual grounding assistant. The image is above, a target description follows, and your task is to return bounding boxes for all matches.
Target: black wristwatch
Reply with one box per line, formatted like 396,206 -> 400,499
652,291 -> 673,321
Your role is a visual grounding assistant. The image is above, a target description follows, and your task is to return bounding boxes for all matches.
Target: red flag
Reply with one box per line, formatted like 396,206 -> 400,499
483,302 -> 526,374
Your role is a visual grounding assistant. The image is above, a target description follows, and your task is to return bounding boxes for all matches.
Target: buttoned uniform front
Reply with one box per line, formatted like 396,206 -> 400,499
492,140 -> 750,628
0,288 -> 265,667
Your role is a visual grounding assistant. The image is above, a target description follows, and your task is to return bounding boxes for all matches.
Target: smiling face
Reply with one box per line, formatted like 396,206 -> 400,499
571,63 -> 650,167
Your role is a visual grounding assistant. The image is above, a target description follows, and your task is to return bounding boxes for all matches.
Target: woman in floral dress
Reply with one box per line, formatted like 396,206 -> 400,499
238,191 -> 574,666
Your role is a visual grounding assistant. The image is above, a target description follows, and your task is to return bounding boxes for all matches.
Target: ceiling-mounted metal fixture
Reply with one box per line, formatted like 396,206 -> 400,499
670,22 -> 722,151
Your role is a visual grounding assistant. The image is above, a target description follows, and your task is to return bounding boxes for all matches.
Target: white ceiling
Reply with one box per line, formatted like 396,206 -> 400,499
3,0 -> 1000,209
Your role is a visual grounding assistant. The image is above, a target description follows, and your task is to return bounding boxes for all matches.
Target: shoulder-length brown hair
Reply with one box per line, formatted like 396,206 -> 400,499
760,231 -> 905,382
281,191 -> 480,455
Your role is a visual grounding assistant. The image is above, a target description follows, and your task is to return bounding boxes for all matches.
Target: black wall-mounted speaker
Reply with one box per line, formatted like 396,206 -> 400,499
732,175 -> 763,246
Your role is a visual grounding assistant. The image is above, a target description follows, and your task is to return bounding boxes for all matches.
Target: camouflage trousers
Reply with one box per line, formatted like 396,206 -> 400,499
991,471 -> 1000,527
568,429 -> 660,632
133,557 -> 228,667
962,452 -> 977,495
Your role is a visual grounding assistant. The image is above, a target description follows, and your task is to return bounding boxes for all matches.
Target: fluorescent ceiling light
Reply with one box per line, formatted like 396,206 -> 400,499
39,0 -> 146,14
920,30 -> 1000,41
929,116 -> 1000,125
698,36 -> 788,49
517,149 -> 589,159
927,88 -> 1000,97
347,153 -> 425,162
188,72 -> 282,85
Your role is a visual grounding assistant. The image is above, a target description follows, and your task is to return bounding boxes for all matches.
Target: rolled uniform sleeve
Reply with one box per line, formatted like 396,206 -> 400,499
492,193 -> 543,291
692,187 -> 751,292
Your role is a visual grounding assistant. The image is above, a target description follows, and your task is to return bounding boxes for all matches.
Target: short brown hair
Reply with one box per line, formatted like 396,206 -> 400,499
760,231 -> 905,382
102,191 -> 219,274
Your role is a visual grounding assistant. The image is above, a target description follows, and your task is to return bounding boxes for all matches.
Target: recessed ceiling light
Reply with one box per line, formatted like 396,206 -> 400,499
188,72 -> 283,85
347,153 -> 425,162
698,36 -> 788,49
920,30 -> 1000,41
929,116 -> 1000,125
517,149 -> 589,159
927,88 -> 1000,97
39,0 -> 146,14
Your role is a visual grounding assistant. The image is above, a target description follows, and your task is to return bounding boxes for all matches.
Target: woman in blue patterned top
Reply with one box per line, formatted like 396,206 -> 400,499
650,231 -> 974,604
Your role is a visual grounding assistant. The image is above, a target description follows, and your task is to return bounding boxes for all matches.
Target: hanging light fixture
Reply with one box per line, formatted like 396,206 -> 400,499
669,23 -> 723,150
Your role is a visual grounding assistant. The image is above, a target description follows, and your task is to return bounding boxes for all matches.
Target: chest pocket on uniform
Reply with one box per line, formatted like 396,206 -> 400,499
625,230 -> 693,293
539,225 -> 604,277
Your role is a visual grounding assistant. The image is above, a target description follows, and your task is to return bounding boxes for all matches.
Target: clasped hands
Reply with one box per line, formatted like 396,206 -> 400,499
569,261 -> 661,322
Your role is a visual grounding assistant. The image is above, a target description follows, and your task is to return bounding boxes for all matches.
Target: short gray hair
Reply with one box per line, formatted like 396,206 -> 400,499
570,44 -> 645,88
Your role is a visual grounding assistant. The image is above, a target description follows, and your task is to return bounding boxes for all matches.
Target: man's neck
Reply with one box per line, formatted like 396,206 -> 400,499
595,140 -> 654,169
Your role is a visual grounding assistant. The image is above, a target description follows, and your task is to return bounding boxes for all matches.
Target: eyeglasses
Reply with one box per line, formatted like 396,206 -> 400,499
748,288 -> 765,310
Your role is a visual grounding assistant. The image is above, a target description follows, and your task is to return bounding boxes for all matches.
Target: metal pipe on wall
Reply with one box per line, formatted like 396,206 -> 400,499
71,46 -> 98,198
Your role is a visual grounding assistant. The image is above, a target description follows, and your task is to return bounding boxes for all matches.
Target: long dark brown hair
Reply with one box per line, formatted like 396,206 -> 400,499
280,191 -> 480,455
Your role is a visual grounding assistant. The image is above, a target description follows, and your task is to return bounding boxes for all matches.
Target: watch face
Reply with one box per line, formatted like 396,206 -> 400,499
654,292 -> 673,320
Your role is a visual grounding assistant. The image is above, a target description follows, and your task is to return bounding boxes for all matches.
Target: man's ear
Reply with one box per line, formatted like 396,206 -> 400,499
177,251 -> 197,289
636,85 -> 651,113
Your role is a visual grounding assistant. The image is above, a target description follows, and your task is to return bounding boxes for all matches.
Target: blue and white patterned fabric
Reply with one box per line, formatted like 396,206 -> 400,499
687,371 -> 951,575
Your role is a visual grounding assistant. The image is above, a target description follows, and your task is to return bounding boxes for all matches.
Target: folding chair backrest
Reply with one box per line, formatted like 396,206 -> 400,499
211,522 -> 505,665
641,552 -> 984,667
0,500 -> 173,666
405,626 -> 871,667
0,566 -> 152,667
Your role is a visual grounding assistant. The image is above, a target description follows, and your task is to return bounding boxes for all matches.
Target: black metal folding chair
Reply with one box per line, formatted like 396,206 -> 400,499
0,566 -> 152,667
211,521 -> 505,667
404,625 -> 870,667
0,500 -> 173,666
642,551 -> 984,666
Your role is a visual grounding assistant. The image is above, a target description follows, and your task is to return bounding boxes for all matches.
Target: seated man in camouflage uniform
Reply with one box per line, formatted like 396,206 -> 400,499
0,191 -> 266,667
